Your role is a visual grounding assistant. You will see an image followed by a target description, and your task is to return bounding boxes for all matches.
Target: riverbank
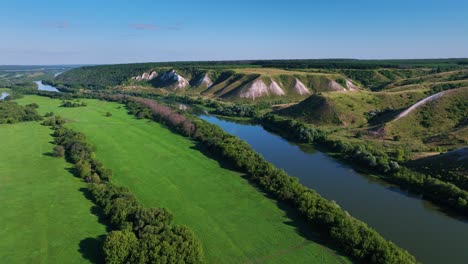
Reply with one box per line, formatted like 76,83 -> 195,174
199,115 -> 468,264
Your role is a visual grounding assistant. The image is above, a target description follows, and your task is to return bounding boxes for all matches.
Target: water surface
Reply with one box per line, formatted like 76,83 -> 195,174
0,92 -> 9,100
200,115 -> 468,264
34,80 -> 59,92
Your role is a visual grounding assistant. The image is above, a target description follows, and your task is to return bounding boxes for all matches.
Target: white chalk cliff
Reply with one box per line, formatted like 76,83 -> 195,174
239,78 -> 286,99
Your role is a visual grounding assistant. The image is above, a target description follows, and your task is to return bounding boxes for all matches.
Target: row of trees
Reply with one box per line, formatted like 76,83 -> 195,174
60,100 -> 87,107
43,115 -> 204,264
0,100 -> 43,124
261,114 -> 327,143
214,104 -> 257,118
390,168 -> 468,213
259,114 -> 468,215
128,97 -> 196,137
190,118 -> 416,264
119,97 -> 416,264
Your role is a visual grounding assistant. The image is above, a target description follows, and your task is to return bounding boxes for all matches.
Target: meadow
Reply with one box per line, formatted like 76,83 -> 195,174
0,121 -> 106,263
15,95 -> 350,264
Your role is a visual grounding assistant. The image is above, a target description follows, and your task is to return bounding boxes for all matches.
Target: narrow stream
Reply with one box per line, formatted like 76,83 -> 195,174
200,115 -> 468,264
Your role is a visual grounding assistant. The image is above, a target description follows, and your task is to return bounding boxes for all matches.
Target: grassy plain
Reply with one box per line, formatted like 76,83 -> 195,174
0,121 -> 106,263
16,95 -> 350,264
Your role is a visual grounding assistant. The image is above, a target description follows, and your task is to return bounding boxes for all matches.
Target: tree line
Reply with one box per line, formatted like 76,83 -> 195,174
113,96 -> 416,264
259,113 -> 468,215
60,100 -> 87,107
43,113 -> 204,264
0,100 -> 42,124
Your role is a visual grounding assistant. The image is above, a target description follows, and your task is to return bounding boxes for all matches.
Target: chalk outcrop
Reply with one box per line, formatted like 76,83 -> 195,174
239,78 -> 286,99
160,70 -> 189,89
346,79 -> 359,91
132,71 -> 158,81
195,74 -> 213,88
328,80 -> 346,91
293,79 -> 311,95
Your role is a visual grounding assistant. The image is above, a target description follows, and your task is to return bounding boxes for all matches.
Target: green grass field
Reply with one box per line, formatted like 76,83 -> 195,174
16,95 -> 350,264
0,121 -> 106,263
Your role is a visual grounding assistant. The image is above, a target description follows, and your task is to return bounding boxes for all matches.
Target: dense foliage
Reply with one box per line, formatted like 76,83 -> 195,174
261,114 -> 327,143
214,104 -> 257,118
118,97 -> 416,264
44,115 -> 204,264
252,58 -> 468,70
0,100 -> 43,124
260,113 -> 468,215
190,119 -> 416,264
60,100 -> 87,107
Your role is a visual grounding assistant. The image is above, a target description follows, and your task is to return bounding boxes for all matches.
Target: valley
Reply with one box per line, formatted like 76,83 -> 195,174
1,59 -> 467,264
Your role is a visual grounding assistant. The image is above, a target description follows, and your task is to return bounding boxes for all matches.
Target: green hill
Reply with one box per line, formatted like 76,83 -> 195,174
385,87 -> 468,148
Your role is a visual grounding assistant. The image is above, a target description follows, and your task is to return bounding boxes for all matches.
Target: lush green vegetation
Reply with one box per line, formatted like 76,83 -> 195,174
17,95 -> 350,264
0,100 -> 42,123
44,118 -> 204,264
0,121 -> 106,263
60,100 -> 87,107
121,97 -> 416,264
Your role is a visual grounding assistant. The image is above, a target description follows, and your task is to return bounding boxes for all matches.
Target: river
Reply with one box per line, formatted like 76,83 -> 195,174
0,92 -> 9,100
34,80 -> 59,92
200,115 -> 468,264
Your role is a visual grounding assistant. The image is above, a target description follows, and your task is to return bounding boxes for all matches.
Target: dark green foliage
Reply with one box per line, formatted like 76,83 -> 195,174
214,104 -> 257,117
44,117 -> 204,264
323,138 -> 397,173
26,102 -> 39,108
60,100 -> 87,107
335,77 -> 347,88
94,94 -> 416,263
390,168 -> 468,214
53,145 -> 65,157
103,230 -> 138,264
261,114 -> 327,143
252,58 -> 468,70
189,118 -> 416,264
0,101 -> 43,124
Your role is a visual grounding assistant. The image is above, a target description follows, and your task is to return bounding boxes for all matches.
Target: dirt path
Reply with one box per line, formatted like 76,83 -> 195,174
393,90 -> 446,121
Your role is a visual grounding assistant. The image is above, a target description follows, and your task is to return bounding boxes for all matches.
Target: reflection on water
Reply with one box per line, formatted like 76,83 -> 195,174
200,115 -> 468,264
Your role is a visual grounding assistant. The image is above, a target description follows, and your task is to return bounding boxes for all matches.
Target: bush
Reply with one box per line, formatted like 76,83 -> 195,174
53,145 -> 65,157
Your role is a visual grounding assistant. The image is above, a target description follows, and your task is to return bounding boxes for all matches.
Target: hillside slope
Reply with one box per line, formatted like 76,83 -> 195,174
385,87 -> 468,147
278,90 -> 428,127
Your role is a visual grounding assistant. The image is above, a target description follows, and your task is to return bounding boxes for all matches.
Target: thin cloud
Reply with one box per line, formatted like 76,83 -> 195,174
42,21 -> 70,29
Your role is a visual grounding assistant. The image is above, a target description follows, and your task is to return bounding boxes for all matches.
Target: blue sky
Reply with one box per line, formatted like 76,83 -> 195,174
1,0 -> 467,64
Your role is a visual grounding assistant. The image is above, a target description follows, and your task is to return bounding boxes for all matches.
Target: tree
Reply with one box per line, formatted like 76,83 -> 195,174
75,160 -> 92,178
103,230 -> 138,264
53,145 -> 65,157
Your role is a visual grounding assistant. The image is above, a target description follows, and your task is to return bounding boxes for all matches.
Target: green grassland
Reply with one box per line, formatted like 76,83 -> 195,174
385,87 -> 468,148
0,121 -> 106,263
16,95 -> 350,264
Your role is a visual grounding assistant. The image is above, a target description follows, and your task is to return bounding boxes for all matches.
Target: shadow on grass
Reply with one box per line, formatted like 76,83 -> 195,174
189,142 -> 239,172
42,152 -> 56,157
79,187 -> 113,232
78,235 -> 106,264
189,142 -> 353,263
